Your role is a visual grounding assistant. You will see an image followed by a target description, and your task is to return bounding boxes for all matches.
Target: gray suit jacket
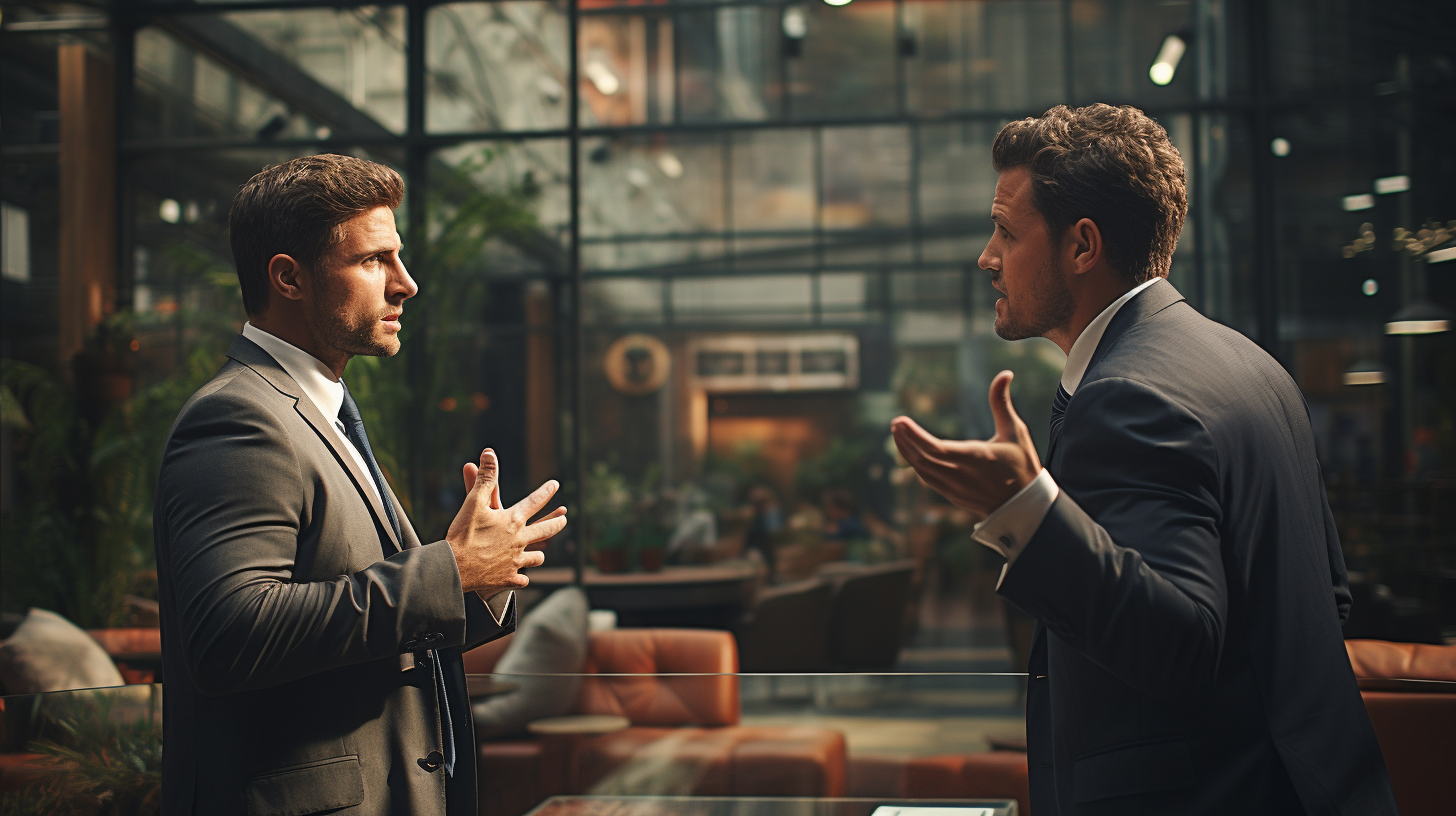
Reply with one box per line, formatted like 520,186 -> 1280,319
999,281 -> 1396,815
154,335 -> 515,816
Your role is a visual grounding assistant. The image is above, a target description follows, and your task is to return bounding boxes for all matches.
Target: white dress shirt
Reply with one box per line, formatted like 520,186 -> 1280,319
242,322 -> 381,506
241,323 -> 514,624
970,278 -> 1161,580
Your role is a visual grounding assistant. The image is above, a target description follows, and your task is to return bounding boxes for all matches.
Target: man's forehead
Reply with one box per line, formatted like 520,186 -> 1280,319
340,207 -> 401,247
991,167 -> 1032,214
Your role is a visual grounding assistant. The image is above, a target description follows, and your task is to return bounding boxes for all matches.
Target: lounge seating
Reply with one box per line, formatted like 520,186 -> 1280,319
1345,639 -> 1456,816
466,628 -> 846,816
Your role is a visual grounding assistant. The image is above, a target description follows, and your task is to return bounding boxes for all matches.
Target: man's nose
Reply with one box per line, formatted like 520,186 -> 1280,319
977,240 -> 997,272
391,261 -> 419,300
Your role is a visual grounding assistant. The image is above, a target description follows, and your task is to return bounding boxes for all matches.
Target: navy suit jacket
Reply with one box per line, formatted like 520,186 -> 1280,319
998,280 -> 1398,816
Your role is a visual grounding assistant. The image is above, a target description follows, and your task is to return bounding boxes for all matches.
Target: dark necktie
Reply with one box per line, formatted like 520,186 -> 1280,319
337,381 -> 402,546
338,381 -> 456,777
1050,383 -> 1071,449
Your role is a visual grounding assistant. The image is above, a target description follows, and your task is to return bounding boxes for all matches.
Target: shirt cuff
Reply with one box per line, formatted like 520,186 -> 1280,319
970,468 -> 1059,566
479,590 -> 514,626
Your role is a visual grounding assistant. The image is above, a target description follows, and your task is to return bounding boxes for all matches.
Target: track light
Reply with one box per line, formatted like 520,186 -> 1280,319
1149,34 -> 1186,86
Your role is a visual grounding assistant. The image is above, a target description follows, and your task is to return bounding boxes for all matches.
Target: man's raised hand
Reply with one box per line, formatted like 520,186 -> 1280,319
889,370 -> 1041,517
446,448 -> 567,592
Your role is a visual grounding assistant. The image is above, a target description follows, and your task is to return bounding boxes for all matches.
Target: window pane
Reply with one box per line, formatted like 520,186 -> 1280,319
427,2 -> 569,133
788,0 -> 897,119
906,0 -> 1065,114
731,130 -> 816,231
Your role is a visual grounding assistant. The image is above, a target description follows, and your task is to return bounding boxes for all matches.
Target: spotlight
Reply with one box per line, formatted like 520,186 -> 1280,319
1385,301 -> 1453,335
1270,137 -> 1291,157
1362,279 -> 1379,296
782,6 -> 806,57
584,57 -> 620,96
1148,34 -> 1186,86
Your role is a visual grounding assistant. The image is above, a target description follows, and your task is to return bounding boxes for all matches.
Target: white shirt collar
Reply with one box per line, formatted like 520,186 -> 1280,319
241,322 -> 346,423
1060,277 -> 1160,395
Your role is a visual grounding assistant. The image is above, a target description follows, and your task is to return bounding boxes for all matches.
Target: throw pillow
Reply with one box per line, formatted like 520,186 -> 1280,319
0,608 -> 125,694
472,587 -> 589,739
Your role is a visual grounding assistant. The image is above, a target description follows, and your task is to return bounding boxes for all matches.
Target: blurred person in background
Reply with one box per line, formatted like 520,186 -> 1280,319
891,106 -> 1396,816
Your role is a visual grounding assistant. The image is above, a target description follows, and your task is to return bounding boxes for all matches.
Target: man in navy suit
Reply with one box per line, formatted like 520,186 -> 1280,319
892,105 -> 1397,815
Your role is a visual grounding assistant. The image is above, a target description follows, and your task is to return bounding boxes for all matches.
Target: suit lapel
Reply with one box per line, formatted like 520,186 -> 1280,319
1048,279 -> 1187,464
226,335 -> 403,554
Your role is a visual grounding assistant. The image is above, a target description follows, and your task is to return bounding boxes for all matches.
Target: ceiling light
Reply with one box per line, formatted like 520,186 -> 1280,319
657,152 -> 684,179
823,0 -> 852,7
1343,194 -> 1375,211
1385,301 -> 1453,335
1426,245 -> 1456,264
1375,175 -> 1410,195
1362,279 -> 1379,296
1148,34 -> 1186,86
1270,137 -> 1291,157
781,6 -> 807,39
584,58 -> 620,96
1342,362 -> 1386,386
159,199 -> 181,224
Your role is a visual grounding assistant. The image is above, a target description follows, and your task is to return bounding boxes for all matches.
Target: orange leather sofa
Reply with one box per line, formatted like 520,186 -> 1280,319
885,639 -> 1455,816
1344,639 -> 1456,816
464,629 -> 846,816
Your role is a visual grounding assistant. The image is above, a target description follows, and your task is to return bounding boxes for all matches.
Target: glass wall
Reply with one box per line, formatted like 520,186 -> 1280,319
2,1 -> 1454,811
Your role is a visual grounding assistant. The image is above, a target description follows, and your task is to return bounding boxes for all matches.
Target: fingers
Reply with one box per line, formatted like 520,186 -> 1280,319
462,462 -> 477,492
522,512 -> 569,543
512,479 -> 560,521
519,550 -> 547,569
889,416 -> 940,463
987,370 -> 1023,441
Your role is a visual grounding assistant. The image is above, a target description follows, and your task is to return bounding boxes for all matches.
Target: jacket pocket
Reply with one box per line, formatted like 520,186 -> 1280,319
245,755 -> 364,816
1072,737 -> 1195,803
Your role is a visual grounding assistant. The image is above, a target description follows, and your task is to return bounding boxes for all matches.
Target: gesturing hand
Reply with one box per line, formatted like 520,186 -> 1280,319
890,370 -> 1042,517
446,448 -> 567,593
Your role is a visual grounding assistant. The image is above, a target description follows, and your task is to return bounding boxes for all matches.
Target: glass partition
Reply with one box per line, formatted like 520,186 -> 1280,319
2,0 -> 1453,765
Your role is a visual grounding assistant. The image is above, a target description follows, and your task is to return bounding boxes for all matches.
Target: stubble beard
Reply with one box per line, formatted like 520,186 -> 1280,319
993,256 -> 1075,342
310,280 -> 400,360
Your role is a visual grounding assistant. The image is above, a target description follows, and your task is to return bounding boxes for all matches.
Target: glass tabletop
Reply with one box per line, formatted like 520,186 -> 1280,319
523,796 -> 1018,816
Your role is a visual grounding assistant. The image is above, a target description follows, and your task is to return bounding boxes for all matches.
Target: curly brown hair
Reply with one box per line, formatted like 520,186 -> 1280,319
991,104 -> 1187,284
228,154 -> 404,316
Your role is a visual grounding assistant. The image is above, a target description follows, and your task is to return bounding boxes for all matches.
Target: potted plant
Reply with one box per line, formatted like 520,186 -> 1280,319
584,461 -> 631,573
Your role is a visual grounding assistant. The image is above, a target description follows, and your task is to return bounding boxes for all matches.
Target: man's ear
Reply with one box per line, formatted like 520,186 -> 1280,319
1067,218 -> 1103,276
267,254 -> 307,303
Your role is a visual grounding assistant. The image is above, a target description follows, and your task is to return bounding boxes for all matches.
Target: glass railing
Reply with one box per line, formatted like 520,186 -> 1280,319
3,663 -> 1452,816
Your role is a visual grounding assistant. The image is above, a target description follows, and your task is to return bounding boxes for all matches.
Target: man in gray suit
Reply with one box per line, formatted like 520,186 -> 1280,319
154,154 -> 568,816
891,106 -> 1395,815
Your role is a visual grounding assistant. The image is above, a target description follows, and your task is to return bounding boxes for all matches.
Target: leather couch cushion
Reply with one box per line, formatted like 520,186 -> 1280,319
1345,640 -> 1456,682
575,630 -> 738,726
0,609 -> 124,694
1360,691 -> 1456,816
572,725 -> 846,797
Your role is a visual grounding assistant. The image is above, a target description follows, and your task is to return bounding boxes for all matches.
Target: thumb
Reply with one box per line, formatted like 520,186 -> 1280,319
987,370 -> 1023,441
473,448 -> 499,495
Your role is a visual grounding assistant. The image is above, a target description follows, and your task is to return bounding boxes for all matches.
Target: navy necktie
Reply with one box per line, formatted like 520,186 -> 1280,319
337,381 -> 402,546
1050,383 -> 1071,449
338,382 -> 456,777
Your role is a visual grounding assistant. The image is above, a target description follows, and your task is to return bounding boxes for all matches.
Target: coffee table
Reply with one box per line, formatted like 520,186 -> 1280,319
522,796 -> 1017,816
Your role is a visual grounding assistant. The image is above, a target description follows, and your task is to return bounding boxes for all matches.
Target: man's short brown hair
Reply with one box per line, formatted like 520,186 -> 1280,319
991,104 -> 1187,284
228,154 -> 404,315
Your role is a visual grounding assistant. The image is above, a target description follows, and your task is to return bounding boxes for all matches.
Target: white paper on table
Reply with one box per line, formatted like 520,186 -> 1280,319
870,808 -> 996,816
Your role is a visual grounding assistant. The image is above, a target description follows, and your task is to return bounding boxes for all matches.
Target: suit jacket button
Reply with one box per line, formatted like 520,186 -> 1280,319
419,751 -> 444,772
